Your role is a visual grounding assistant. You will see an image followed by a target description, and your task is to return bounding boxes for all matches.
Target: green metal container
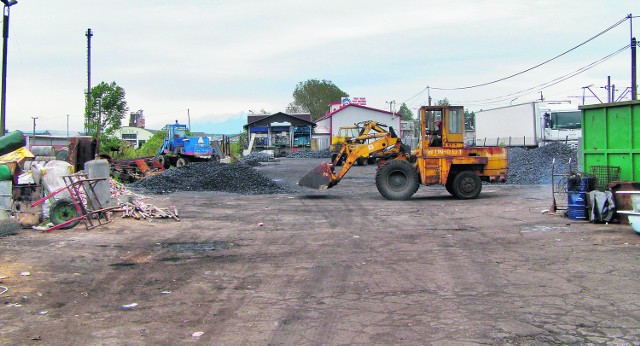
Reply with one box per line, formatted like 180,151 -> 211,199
0,130 -> 26,156
0,164 -> 11,180
580,100 -> 640,183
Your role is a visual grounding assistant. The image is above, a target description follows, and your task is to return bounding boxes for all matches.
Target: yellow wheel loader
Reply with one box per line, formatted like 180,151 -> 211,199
299,105 -> 508,200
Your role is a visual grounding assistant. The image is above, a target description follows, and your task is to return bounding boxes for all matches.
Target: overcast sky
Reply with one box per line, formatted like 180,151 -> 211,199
4,0 -> 638,133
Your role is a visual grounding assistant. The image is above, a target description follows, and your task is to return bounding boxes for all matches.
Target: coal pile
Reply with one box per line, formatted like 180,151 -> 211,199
240,152 -> 276,166
130,161 -> 291,195
507,143 -> 577,185
286,149 -> 332,158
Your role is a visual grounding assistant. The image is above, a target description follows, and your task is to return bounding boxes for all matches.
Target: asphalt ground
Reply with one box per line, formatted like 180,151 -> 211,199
0,158 -> 638,345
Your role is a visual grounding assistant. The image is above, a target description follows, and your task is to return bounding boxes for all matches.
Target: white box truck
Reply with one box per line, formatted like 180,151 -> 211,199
474,101 -> 581,147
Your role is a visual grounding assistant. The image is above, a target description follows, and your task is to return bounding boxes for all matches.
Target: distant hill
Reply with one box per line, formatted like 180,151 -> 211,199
190,111 -> 247,135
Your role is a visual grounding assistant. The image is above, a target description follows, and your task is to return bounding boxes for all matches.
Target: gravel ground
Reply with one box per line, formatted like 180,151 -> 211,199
129,161 -> 291,195
506,143 -> 577,185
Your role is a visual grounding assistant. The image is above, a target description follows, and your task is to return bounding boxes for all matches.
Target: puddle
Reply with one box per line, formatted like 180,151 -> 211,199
521,225 -> 570,233
156,241 -> 233,252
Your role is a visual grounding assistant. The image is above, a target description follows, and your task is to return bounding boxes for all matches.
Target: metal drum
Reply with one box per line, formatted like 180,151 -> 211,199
567,191 -> 588,220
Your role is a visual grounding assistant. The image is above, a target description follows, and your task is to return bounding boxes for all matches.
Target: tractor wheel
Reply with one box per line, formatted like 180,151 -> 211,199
331,153 -> 338,164
176,158 -> 189,167
49,198 -> 81,229
375,160 -> 419,200
451,171 -> 482,199
157,155 -> 170,169
356,157 -> 367,166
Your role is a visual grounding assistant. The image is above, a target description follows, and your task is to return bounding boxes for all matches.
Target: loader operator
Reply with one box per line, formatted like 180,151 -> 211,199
431,120 -> 442,147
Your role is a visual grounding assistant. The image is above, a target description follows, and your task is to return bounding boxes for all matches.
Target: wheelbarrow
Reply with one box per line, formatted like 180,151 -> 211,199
31,173 -> 119,232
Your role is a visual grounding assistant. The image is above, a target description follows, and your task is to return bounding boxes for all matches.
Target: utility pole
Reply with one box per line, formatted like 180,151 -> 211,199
632,37 -> 637,100
0,0 -> 17,136
85,28 -> 93,135
95,98 -> 101,158
31,116 -> 37,149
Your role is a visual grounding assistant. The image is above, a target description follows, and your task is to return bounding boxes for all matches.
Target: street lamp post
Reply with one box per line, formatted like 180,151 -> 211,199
0,0 -> 17,137
30,116 -> 37,149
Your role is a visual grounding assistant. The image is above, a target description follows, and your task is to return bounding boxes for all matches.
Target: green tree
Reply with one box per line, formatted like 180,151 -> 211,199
290,79 -> 348,121
137,130 -> 168,157
464,110 -> 475,130
85,81 -> 129,138
436,98 -> 450,106
398,103 -> 414,120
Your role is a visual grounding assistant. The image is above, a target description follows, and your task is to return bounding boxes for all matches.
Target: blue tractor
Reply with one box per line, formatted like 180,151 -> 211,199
155,122 -> 217,168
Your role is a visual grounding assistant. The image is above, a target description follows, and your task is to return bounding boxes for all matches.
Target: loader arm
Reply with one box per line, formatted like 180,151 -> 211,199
299,121 -> 403,190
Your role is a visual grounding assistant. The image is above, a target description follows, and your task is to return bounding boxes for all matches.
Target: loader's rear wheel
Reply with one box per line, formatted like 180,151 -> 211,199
176,158 -> 189,167
356,157 -> 367,166
375,160 -> 419,200
49,198 -> 81,229
157,155 -> 170,169
451,171 -> 482,199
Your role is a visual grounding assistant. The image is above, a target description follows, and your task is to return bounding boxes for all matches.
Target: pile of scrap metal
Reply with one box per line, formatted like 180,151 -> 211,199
105,156 -> 166,183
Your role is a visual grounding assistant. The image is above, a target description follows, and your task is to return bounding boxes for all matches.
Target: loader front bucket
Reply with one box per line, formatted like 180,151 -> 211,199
298,162 -> 334,190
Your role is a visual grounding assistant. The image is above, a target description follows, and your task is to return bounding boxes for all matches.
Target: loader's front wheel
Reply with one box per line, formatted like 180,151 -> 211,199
451,171 -> 482,199
375,160 -> 419,200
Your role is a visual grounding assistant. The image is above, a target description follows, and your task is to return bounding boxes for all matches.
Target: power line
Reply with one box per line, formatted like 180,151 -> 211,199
456,44 -> 630,107
402,15 -> 630,103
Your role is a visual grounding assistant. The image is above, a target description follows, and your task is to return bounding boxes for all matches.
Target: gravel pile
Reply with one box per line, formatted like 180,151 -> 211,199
507,143 -> 577,185
0,220 -> 21,237
130,161 -> 291,195
286,149 -> 332,158
240,152 -> 276,166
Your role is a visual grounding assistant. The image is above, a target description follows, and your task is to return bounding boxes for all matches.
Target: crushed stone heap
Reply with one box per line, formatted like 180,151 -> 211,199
506,143 -> 577,185
130,161 -> 291,195
286,149 -> 332,159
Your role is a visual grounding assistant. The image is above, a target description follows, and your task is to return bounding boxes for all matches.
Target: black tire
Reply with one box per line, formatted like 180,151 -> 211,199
445,177 -> 454,195
451,171 -> 482,199
356,157 -> 367,166
176,158 -> 188,167
49,198 -> 81,229
375,160 -> 420,200
331,153 -> 338,164
157,155 -> 170,169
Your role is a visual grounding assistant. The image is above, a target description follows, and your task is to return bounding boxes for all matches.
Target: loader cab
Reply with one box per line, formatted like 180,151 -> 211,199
420,106 -> 465,148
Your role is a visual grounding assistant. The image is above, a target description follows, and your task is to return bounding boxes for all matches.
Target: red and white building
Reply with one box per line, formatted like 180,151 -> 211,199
313,102 -> 402,149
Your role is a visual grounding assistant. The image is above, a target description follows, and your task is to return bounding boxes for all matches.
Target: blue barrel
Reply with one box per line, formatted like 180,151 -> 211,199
567,192 -> 588,220
579,176 -> 596,192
